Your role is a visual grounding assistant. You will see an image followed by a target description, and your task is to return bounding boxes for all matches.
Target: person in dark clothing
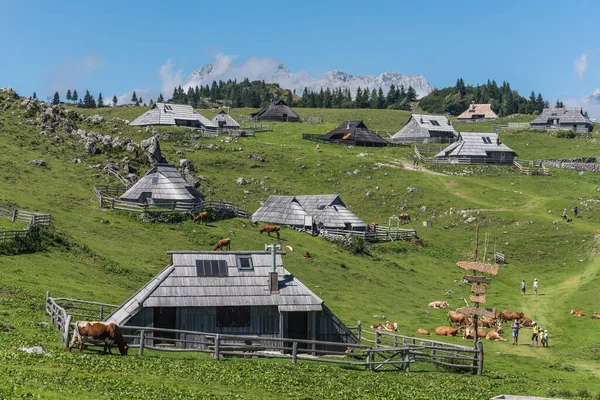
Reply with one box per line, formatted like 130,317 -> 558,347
573,206 -> 578,218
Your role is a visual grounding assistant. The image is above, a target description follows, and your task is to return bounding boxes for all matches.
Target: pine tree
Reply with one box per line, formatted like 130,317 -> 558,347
377,88 -> 386,109
157,93 -> 164,103
406,86 -> 417,102
66,89 -> 72,102
149,99 -> 154,105
97,92 -> 104,108
139,97 -> 143,105
52,91 -> 60,105
386,83 -> 397,105
32,92 -> 37,100
131,91 -> 138,104
72,90 -> 78,104
112,95 -> 118,107
555,99 -> 564,108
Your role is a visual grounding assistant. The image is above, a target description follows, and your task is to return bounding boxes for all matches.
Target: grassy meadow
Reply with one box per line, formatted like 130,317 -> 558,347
1,100 -> 600,399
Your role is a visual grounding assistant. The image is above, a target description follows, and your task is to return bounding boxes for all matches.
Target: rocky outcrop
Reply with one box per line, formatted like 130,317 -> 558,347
140,135 -> 166,164
541,157 -> 600,173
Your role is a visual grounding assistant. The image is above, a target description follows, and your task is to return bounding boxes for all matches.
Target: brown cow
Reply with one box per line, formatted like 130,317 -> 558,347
192,211 -> 209,224
486,327 -> 505,341
260,224 -> 281,239
428,301 -> 449,309
213,238 -> 231,251
434,326 -> 461,336
592,312 -> 600,319
68,321 -> 128,356
570,310 -> 586,317
384,322 -> 398,332
463,326 -> 487,340
447,310 -> 469,327
500,310 -> 525,324
519,318 -> 536,327
416,328 -> 430,336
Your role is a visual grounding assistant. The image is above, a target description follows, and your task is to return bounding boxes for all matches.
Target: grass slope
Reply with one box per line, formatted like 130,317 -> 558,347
1,99 -> 600,399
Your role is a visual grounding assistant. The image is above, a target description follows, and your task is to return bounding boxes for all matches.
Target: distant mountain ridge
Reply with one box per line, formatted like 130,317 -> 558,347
184,60 -> 435,99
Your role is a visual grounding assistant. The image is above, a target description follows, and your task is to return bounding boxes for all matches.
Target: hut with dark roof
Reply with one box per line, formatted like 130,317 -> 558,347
457,104 -> 498,121
211,110 -> 240,129
130,103 -> 218,130
319,121 -> 388,147
391,114 -> 457,143
107,250 -> 358,350
119,164 -> 204,207
530,108 -> 594,133
434,132 -> 517,164
250,100 -> 300,122
252,194 -> 367,231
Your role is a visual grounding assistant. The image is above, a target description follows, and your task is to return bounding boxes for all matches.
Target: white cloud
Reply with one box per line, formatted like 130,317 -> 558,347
159,59 -> 183,97
573,53 -> 589,81
561,89 -> 600,120
47,53 -> 105,93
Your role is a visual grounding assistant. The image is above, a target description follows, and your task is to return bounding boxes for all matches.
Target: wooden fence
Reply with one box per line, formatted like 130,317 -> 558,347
238,123 -> 273,132
513,160 -> 550,176
93,186 -> 251,218
45,294 -> 482,374
0,207 -> 52,243
324,226 -> 417,243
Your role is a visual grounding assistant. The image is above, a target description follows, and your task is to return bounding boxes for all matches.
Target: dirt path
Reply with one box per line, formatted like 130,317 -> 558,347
377,158 -> 446,176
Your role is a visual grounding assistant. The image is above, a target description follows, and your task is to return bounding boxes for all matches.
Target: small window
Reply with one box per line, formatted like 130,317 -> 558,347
430,120 -> 440,126
217,306 -> 251,327
469,109 -> 476,113
237,256 -> 253,270
196,259 -> 228,277
151,176 -> 159,185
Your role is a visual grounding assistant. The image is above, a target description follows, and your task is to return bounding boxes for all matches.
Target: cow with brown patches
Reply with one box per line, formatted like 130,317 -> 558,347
192,211 -> 209,224
591,312 -> 600,319
68,321 -> 129,356
260,224 -> 281,239
570,309 -> 586,317
486,327 -> 505,341
463,326 -> 487,340
447,310 -> 469,327
428,301 -> 449,309
519,318 -> 535,327
434,326 -> 461,336
500,310 -> 525,324
213,238 -> 231,251
416,328 -> 430,336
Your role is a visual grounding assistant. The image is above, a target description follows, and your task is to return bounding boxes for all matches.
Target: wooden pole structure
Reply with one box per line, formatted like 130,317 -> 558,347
473,225 -> 479,347
138,330 -> 146,356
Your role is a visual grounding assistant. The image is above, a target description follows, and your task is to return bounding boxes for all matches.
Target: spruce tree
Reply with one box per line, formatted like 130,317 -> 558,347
66,89 -> 72,102
97,92 -> 104,107
131,91 -> 138,104
72,90 -> 78,103
377,88 -> 386,109
138,97 -> 143,104
32,92 -> 37,100
157,93 -> 164,103
52,91 -> 60,105
112,95 -> 118,107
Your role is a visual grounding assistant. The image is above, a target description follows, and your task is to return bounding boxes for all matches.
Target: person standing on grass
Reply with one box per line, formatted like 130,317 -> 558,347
531,324 -> 540,347
573,205 -> 578,218
541,330 -> 549,347
511,319 -> 521,345
521,279 -> 526,295
533,279 -> 539,295
562,209 -> 567,220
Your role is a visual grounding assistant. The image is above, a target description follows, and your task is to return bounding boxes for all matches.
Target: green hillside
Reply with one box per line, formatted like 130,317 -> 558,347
1,93 -> 600,399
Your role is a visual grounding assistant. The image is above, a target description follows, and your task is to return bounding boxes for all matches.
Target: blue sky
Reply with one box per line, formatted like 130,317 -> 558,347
1,0 -> 599,113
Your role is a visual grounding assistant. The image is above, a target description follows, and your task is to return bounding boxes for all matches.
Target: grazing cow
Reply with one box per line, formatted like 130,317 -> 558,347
486,327 -> 505,341
416,328 -> 430,336
400,213 -> 411,223
463,326 -> 487,340
213,238 -> 231,251
384,322 -> 398,332
284,244 -> 294,252
260,224 -> 281,239
192,211 -> 209,225
434,326 -> 461,336
500,310 -> 525,324
519,318 -> 536,327
428,301 -> 449,309
591,312 -> 600,319
480,316 -> 501,328
447,310 -> 469,327
68,321 -> 128,356
570,310 -> 586,317
302,251 -> 315,259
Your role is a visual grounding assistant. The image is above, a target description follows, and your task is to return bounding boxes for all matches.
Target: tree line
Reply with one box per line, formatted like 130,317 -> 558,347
48,90 -> 142,109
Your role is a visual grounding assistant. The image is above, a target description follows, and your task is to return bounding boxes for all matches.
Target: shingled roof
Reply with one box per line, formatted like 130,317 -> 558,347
250,100 -> 300,122
107,251 -> 324,325
211,110 -> 240,129
391,114 -> 457,142
252,194 -> 366,229
434,132 -> 516,157
457,104 -> 498,120
530,108 -> 593,126
119,164 -> 204,204
130,103 -> 218,129
320,121 -> 388,146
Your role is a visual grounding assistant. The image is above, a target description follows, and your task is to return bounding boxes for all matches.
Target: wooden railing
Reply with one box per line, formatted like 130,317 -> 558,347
0,207 -> 52,243
324,227 -> 417,243
45,294 -> 482,373
513,160 -> 550,176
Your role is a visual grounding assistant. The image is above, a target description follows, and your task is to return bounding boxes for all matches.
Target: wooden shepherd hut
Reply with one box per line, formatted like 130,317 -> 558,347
391,114 -> 457,143
107,250 -> 358,350
456,104 -> 498,121
530,107 -> 594,133
433,132 -> 517,164
250,100 -> 300,122
130,103 -> 218,130
211,110 -> 240,129
252,194 -> 367,231
319,121 -> 388,147
119,163 -> 204,206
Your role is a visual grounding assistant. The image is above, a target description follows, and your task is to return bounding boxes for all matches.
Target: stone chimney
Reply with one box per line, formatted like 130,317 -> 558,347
265,244 -> 281,294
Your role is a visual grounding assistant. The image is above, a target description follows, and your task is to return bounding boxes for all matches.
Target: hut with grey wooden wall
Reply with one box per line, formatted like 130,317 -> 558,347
319,121 -> 388,147
119,163 -> 204,206
391,114 -> 457,143
106,251 -> 357,351
252,194 -> 367,231
210,110 -> 240,129
530,107 -> 594,133
130,103 -> 218,130
434,132 -> 517,164
250,100 -> 300,122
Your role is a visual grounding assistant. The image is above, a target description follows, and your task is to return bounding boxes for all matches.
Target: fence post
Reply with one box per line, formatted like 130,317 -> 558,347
111,198 -> 115,209
213,334 -> 220,360
357,321 -> 361,341
99,306 -> 104,321
475,340 -> 484,375
139,330 -> 146,356
11,209 -> 17,222
365,349 -> 371,370
63,314 -> 72,348
375,330 -> 380,347
292,342 -> 298,365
